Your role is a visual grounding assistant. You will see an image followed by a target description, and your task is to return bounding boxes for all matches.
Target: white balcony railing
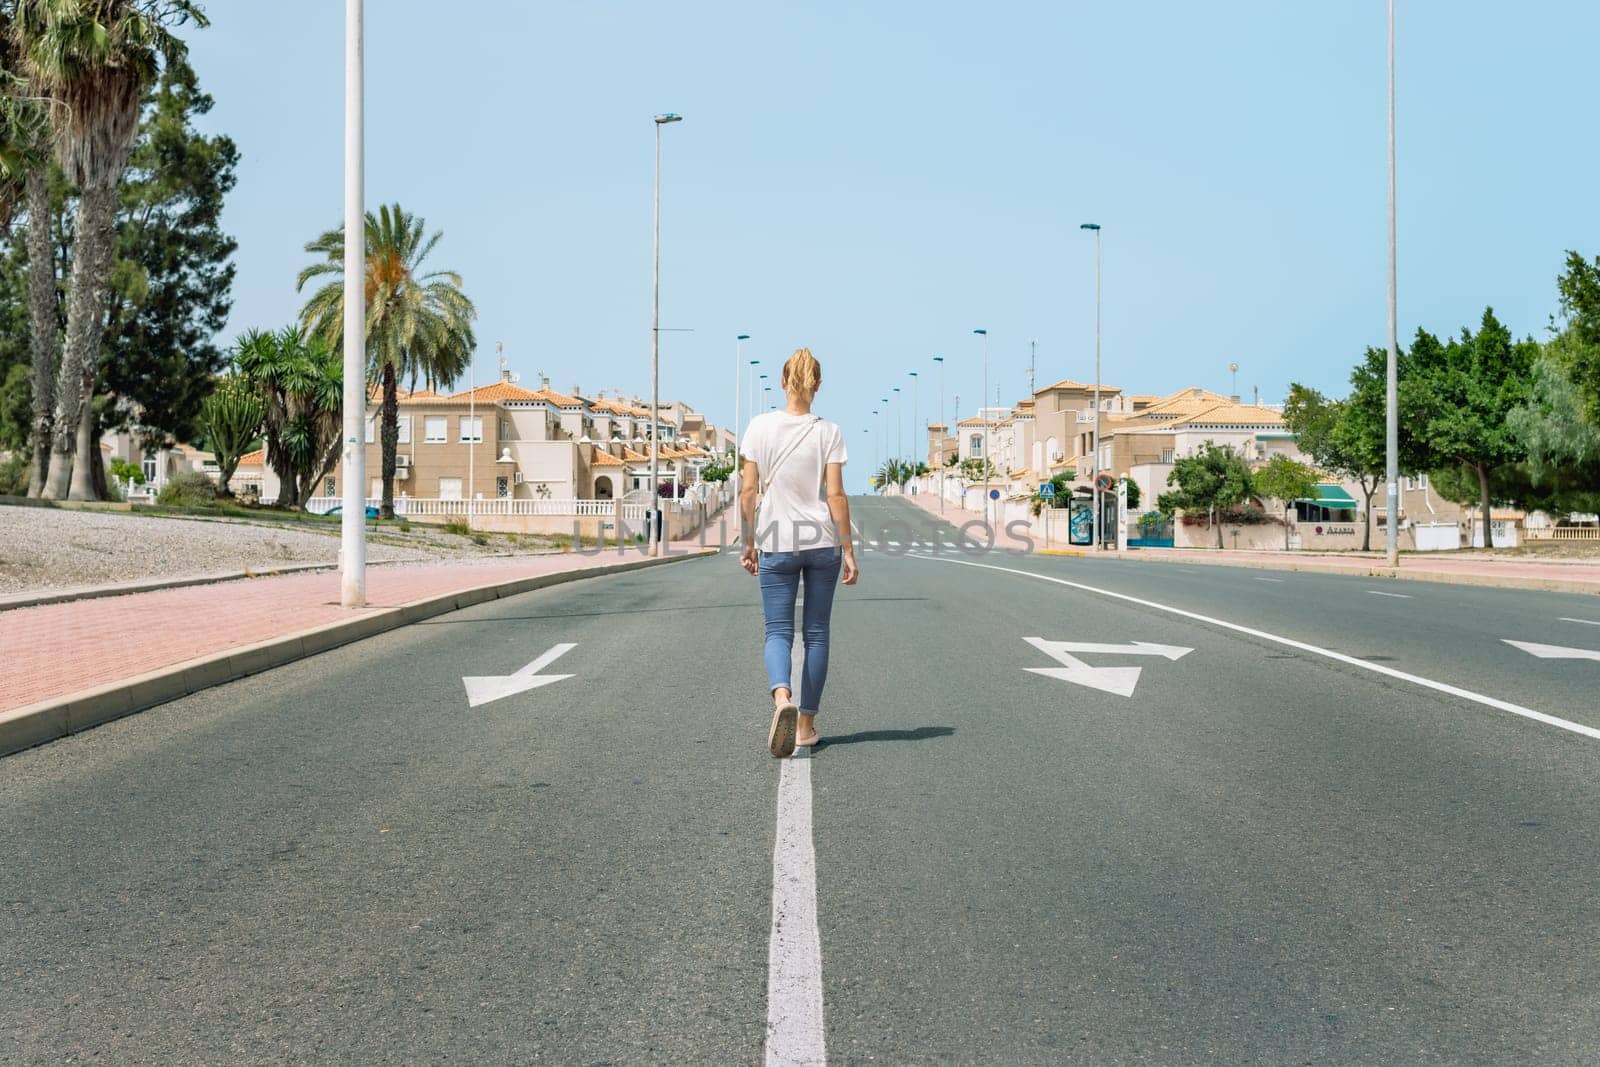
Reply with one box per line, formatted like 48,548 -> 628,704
303,496 -> 697,520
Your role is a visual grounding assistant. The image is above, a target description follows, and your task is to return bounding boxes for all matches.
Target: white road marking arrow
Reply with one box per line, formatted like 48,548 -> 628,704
1502,639 -> 1600,663
1022,636 -> 1194,698
463,642 -> 577,708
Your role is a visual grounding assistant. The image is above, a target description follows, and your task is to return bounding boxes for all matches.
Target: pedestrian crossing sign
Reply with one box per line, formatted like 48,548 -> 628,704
1039,481 -> 1054,498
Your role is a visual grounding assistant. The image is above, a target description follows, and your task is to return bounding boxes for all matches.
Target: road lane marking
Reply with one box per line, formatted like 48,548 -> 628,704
461,643 -> 577,708
1560,617 -> 1600,627
1503,640 -> 1600,663
767,649 -> 826,1066
1024,637 -> 1194,697
1254,577 -> 1284,583
1367,590 -> 1412,599
911,555 -> 1600,742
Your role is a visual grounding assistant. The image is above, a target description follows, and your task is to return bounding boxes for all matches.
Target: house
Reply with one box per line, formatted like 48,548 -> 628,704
99,429 -> 217,499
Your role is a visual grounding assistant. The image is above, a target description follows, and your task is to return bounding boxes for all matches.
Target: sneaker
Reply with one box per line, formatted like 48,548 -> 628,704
767,700 -> 798,758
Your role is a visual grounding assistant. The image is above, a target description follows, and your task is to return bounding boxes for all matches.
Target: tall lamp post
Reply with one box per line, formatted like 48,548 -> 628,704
733,334 -> 749,496
892,386 -> 902,490
973,329 -> 989,523
1080,223 -> 1102,548
1384,0 -> 1399,566
650,112 -> 682,557
908,371 -> 919,490
932,356 -> 945,510
339,0 -> 366,608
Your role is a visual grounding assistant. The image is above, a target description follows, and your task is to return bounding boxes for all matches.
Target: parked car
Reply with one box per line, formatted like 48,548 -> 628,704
325,505 -> 380,520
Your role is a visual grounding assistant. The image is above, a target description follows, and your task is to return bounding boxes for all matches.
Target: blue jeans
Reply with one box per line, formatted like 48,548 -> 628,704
759,546 -> 843,713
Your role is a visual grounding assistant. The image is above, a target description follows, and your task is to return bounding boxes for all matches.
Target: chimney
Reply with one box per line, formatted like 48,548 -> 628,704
540,373 -> 551,390
573,384 -> 581,399
1252,385 -> 1260,406
500,366 -> 511,384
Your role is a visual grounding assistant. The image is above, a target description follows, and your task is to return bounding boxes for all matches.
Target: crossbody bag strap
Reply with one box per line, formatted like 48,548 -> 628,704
759,416 -> 821,496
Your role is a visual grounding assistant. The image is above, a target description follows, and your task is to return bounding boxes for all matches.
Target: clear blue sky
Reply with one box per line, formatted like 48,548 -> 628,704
187,1 -> 1599,489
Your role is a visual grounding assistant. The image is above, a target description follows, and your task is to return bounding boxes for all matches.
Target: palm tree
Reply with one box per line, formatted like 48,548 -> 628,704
16,0 -> 205,500
297,203 -> 476,518
0,13 -> 58,496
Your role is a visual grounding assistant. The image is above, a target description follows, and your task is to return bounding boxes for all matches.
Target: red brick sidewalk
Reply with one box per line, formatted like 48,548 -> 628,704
888,489 -> 1600,593
2,540 -> 720,716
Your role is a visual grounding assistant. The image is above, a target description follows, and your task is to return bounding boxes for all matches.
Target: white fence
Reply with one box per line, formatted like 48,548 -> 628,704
1526,526 -> 1600,540
302,496 -> 711,520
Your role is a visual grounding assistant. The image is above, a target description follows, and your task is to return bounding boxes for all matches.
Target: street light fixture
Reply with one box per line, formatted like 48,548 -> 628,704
1080,223 -> 1102,549
650,112 -> 683,556
1385,0 -> 1399,566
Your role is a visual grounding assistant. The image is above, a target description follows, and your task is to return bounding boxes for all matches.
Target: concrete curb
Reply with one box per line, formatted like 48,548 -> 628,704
0,552 -> 578,614
1094,548 -> 1600,595
1,548 -> 716,759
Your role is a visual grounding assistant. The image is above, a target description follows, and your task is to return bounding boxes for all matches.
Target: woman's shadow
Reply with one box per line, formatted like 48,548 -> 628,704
811,726 -> 953,750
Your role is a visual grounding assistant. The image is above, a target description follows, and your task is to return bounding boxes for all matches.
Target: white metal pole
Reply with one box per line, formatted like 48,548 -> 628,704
1385,0 -> 1400,567
468,344 -> 481,528
733,336 -> 744,501
1092,227 -> 1103,550
937,356 -> 945,512
981,331 -> 990,524
339,0 -> 366,608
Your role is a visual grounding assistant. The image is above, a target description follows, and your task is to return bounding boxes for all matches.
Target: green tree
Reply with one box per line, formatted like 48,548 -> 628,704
699,461 -> 733,484
1552,250 -> 1600,423
17,0 -> 206,499
1406,310 -> 1537,547
1252,453 -> 1319,506
0,10 -> 59,496
1505,357 -> 1600,515
233,327 -> 342,510
1157,441 -> 1253,548
297,203 -> 477,519
194,375 -> 261,496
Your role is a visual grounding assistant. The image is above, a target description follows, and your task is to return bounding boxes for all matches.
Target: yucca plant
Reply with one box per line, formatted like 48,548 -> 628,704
194,375 -> 263,497
234,326 -> 342,510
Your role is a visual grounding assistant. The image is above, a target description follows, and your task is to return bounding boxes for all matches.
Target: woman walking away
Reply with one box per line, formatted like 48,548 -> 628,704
739,348 -> 859,758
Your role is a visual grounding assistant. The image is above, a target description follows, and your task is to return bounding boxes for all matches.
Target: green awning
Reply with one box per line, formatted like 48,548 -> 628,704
1297,484 -> 1357,508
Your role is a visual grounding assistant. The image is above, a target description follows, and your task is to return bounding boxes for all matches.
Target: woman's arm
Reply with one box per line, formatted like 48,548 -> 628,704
824,462 -> 858,585
739,457 -> 760,574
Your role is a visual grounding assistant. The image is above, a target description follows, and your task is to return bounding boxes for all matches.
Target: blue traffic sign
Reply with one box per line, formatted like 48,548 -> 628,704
989,489 -> 1001,500
1038,481 -> 1055,498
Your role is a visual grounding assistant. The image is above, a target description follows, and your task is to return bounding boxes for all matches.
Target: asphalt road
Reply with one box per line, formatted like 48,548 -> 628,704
5,495 -> 1600,1064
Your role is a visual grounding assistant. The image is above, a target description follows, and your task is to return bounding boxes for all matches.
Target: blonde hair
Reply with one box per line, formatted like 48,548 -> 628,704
781,348 -> 823,400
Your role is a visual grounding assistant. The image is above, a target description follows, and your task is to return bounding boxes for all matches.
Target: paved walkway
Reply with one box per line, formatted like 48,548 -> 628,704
2,537 -> 721,715
891,490 -> 1600,592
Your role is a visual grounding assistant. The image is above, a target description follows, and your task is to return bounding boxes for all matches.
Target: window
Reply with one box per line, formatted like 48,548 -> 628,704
970,434 -> 983,456
1160,448 -> 1175,464
438,477 -> 462,500
324,477 -> 336,496
499,418 -> 512,441
397,416 -> 411,444
459,415 -> 483,443
142,457 -> 157,485
369,478 -> 381,498
496,476 -> 509,498
1100,445 -> 1112,469
365,416 -> 376,444
1404,474 -> 1429,491
423,416 -> 447,443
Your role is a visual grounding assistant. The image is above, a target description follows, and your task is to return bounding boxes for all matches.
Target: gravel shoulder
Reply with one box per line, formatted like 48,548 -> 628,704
0,504 -> 564,596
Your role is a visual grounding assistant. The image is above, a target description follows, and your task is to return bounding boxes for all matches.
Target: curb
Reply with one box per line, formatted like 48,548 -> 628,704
1094,548 -> 1600,595
0,548 -> 716,759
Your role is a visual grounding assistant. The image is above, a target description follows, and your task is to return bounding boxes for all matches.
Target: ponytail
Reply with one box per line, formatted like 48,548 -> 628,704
782,348 -> 823,400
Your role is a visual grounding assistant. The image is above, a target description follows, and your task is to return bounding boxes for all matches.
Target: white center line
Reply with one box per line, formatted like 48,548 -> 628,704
1254,577 -> 1285,583
1560,617 -> 1600,627
1367,590 -> 1412,599
910,554 -> 1600,743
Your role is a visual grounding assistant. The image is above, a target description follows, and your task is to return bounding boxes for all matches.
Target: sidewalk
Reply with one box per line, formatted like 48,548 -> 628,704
1,535 -> 721,751
890,490 -> 1600,594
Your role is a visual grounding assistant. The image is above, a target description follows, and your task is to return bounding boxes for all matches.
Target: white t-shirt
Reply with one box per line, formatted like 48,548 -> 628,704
742,410 -> 848,552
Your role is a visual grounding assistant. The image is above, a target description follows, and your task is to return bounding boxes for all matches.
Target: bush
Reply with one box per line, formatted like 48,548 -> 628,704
156,471 -> 218,507
442,519 -> 471,537
0,451 -> 28,496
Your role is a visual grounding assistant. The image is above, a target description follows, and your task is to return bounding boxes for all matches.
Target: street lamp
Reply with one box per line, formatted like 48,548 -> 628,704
650,112 -> 682,556
1080,223 -> 1102,549
734,334 -> 749,496
908,370 -> 920,486
339,0 -> 366,607
892,386 -> 903,488
974,329 -> 989,523
1385,0 -> 1399,566
932,356 -> 945,511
